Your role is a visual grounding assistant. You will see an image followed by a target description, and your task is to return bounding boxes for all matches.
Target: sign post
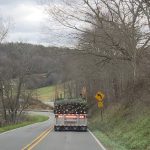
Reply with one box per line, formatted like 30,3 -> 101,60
95,91 -> 105,120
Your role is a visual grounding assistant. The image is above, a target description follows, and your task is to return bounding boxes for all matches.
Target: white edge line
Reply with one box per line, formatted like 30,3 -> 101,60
88,129 -> 107,150
0,117 -> 51,136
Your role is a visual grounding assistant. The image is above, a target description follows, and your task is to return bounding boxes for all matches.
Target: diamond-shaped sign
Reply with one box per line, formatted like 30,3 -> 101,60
95,91 -> 105,101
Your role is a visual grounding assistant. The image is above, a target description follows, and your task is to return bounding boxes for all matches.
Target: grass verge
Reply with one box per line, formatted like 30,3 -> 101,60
0,115 -> 49,133
89,102 -> 150,150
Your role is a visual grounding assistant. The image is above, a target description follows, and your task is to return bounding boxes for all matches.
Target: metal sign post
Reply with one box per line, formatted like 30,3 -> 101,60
95,91 -> 105,121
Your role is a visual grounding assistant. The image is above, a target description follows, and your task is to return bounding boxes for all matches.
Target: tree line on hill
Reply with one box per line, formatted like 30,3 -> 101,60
0,42 -> 73,124
0,0 -> 150,124
47,0 -> 150,107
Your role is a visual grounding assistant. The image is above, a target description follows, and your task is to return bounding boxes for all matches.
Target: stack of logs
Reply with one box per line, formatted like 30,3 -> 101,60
54,103 -> 88,114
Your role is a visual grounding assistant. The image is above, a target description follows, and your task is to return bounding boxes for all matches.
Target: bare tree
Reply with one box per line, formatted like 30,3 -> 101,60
46,0 -> 150,103
0,44 -> 34,123
48,0 -> 150,80
0,15 -> 10,43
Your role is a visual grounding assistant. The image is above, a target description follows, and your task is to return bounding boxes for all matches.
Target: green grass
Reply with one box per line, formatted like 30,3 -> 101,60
89,103 -> 150,150
34,84 -> 64,101
34,86 -> 55,101
0,115 -> 49,133
92,130 -> 127,150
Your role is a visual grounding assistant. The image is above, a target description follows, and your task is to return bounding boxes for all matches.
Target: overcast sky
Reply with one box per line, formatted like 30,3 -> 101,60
0,0 -> 77,47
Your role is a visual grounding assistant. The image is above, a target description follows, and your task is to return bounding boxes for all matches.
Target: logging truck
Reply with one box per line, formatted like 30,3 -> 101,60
54,99 -> 88,131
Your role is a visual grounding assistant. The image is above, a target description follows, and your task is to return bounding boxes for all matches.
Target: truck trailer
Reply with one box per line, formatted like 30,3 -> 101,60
54,99 -> 88,131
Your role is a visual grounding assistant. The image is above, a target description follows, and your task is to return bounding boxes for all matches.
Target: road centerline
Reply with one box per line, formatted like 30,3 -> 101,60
21,126 -> 54,150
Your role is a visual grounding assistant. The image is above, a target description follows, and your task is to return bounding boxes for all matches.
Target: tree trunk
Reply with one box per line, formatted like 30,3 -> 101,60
0,82 -> 7,122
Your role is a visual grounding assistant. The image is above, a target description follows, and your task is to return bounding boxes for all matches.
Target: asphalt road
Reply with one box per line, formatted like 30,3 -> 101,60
0,112 -> 105,150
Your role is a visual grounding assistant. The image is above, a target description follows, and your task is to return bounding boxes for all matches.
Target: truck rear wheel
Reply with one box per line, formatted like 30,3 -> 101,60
80,126 -> 87,132
54,126 -> 60,131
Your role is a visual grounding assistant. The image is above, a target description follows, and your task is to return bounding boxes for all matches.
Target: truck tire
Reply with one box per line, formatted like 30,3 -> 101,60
54,126 -> 60,131
80,126 -> 87,132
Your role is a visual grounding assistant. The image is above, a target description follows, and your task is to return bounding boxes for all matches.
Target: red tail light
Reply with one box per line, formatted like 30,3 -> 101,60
79,115 -> 85,119
58,115 -> 63,118
65,115 -> 77,119
56,114 -> 86,119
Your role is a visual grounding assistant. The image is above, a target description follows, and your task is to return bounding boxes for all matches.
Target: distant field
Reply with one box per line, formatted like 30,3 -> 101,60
33,85 -> 64,101
33,86 -> 55,101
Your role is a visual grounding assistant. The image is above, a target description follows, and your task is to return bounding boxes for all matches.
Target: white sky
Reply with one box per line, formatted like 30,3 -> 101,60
0,0 -> 77,47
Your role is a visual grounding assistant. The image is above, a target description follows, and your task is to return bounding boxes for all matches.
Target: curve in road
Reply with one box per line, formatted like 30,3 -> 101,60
0,112 -> 106,150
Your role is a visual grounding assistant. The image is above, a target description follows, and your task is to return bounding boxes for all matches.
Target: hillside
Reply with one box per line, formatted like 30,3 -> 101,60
89,101 -> 150,150
34,86 -> 55,101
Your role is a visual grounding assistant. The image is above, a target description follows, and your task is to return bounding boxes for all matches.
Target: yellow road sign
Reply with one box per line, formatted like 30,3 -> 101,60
95,91 -> 105,101
98,101 -> 103,108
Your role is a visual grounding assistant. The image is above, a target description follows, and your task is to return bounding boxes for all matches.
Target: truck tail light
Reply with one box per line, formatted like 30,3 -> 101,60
58,115 -> 63,118
79,115 -> 85,119
65,115 -> 77,119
